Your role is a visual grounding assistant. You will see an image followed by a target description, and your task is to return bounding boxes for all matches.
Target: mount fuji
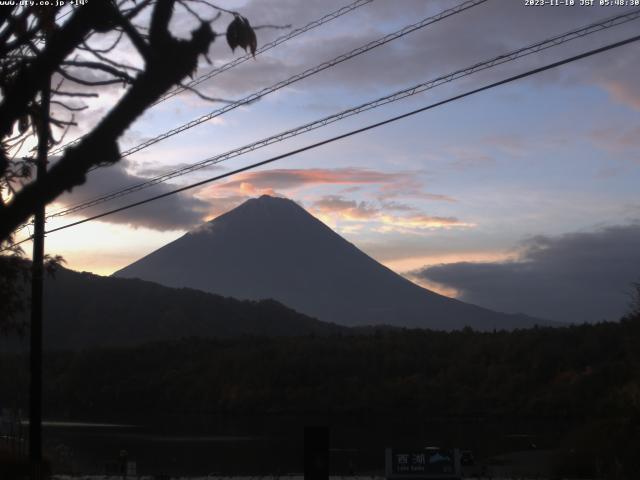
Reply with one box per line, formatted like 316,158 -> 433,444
115,195 -> 547,331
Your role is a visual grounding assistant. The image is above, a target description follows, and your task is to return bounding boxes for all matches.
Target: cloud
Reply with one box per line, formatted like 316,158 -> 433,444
377,178 -> 457,203
312,195 -> 379,220
590,126 -> 640,162
52,160 -> 210,231
55,0 -> 640,151
208,168 -> 453,202
588,51 -> 640,111
213,168 -> 407,192
192,0 -> 640,111
309,194 -> 473,233
380,201 -> 419,212
445,146 -> 495,169
481,134 -> 529,157
211,165 -> 465,233
197,160 -> 466,233
411,223 -> 640,323
378,214 -> 473,231
132,162 -> 224,179
198,194 -> 252,221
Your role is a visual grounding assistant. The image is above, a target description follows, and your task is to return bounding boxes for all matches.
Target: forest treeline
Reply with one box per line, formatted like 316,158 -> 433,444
2,313 -> 639,419
1,308 -> 639,476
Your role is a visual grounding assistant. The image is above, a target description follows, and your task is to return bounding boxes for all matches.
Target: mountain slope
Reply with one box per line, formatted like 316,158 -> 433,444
114,195 -> 547,331
2,267 -> 346,350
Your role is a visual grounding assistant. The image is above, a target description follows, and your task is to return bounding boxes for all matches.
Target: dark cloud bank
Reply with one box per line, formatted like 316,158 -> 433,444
413,223 -> 640,324
201,0 -> 640,109
54,160 -> 209,231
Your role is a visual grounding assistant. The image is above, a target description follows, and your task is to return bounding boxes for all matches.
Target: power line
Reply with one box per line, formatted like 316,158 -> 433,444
48,0 -> 489,160
2,31 -> 634,252
49,0 -> 374,156
14,0 -> 484,236
2,235 -> 34,251
44,8 -> 640,220
155,0 -> 375,105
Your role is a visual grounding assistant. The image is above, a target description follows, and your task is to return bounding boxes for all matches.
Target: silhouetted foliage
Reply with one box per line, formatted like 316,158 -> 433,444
226,15 -> 257,56
0,254 -> 29,334
0,254 -> 63,334
0,0 -> 259,332
2,298 -> 639,476
628,281 -> 640,320
0,1 -> 254,240
2,314 -> 639,418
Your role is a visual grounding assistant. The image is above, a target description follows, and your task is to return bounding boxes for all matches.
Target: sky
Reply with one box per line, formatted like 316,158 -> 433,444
16,0 -> 640,323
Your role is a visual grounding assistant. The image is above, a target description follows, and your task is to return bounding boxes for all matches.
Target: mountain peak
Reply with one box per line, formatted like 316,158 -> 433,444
257,194 -> 282,202
205,195 -> 314,227
116,196 -> 547,331
245,194 -> 298,208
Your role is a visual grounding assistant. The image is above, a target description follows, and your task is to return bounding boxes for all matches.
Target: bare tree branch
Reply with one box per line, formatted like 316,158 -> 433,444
57,68 -> 129,87
0,8 -> 216,240
83,46 -> 143,73
61,60 -> 136,83
0,3 -> 108,138
178,82 -> 234,103
50,100 -> 88,112
79,30 -> 124,54
0,0 -> 264,248
112,9 -> 151,61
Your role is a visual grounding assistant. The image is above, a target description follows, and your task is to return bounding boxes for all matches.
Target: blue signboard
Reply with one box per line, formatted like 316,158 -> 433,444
385,448 -> 461,480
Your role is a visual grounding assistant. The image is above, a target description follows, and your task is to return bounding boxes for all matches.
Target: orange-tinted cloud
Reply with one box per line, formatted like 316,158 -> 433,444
482,134 -> 528,156
212,168 -> 406,193
590,126 -> 640,155
312,195 -> 379,220
384,251 -> 517,274
238,182 -> 277,197
376,214 -> 475,232
597,79 -> 640,111
309,195 -> 474,233
203,168 -> 455,203
377,177 -> 456,203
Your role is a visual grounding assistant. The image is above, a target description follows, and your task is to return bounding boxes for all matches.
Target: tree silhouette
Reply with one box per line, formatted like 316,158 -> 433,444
0,1 -> 260,242
0,0 -> 259,330
628,282 -> 640,320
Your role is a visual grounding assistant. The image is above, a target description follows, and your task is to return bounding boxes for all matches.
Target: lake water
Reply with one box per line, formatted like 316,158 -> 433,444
38,415 -> 568,477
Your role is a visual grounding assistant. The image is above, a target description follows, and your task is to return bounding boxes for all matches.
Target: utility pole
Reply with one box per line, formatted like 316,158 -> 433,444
29,76 -> 50,479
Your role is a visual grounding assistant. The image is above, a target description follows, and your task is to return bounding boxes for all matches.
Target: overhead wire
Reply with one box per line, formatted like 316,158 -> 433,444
49,0 -> 375,155
43,7 -> 640,220
3,31 -> 638,253
48,0 -> 489,160
156,0 -> 375,105
13,0 -> 487,236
